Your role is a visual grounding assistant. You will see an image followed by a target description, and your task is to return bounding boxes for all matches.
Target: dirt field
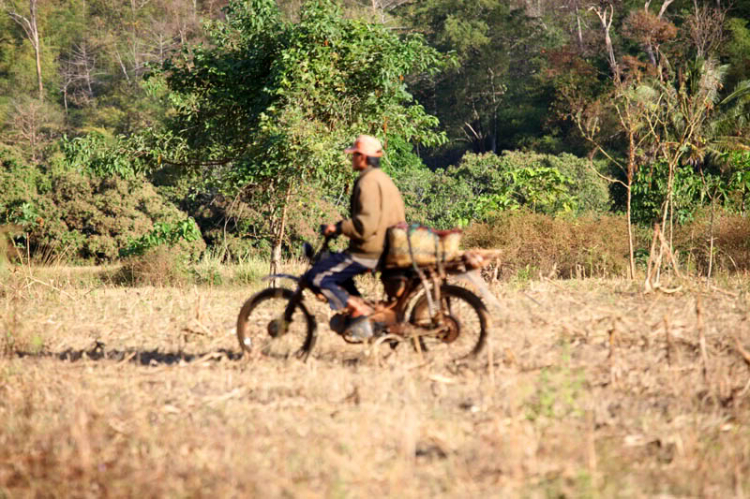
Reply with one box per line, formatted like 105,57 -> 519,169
2,267 -> 750,498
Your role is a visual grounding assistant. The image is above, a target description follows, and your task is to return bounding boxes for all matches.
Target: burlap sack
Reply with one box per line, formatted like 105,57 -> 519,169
385,224 -> 461,268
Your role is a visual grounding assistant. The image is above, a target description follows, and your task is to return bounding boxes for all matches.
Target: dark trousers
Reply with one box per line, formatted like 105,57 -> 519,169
303,252 -> 370,310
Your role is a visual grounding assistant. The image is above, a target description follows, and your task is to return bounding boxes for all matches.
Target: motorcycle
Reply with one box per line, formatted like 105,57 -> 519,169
236,227 -> 498,362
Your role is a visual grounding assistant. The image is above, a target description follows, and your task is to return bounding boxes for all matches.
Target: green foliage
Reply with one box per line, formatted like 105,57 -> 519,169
632,152 -> 750,226
120,218 -> 202,258
159,0 -> 446,189
1,0 -> 750,265
406,151 -> 609,229
1,164 -> 206,263
725,18 -> 750,91
60,132 -> 145,178
153,0 -> 448,255
726,151 -> 750,212
0,146 -> 45,233
631,162 -> 706,225
399,0 -> 557,154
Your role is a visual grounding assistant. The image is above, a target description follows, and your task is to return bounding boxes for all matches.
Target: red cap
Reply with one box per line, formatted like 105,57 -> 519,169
344,135 -> 383,157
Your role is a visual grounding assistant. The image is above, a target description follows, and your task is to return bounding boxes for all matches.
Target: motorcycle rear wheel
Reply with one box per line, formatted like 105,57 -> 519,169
408,284 -> 489,360
236,287 -> 316,361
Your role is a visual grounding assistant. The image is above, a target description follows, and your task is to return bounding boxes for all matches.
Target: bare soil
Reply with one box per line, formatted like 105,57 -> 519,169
2,268 -> 750,498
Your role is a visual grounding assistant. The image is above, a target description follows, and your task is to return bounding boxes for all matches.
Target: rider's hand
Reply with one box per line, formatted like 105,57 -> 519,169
323,223 -> 338,236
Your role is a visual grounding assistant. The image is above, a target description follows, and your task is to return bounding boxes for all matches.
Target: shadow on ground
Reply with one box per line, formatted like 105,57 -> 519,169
15,342 -> 244,365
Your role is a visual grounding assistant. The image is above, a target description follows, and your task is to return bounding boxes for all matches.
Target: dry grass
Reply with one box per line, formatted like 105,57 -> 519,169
464,210 -> 750,280
3,265 -> 750,497
463,212 -> 635,279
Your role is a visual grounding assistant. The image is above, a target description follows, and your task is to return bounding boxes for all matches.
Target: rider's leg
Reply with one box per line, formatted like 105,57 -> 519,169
303,252 -> 370,312
345,295 -> 373,318
340,278 -> 372,318
303,252 -> 375,339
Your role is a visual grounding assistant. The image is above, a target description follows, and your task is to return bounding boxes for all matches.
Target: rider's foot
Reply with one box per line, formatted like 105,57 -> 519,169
346,315 -> 374,340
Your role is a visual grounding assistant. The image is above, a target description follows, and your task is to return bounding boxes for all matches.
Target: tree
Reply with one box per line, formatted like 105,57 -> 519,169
2,0 -> 44,100
3,96 -> 62,161
156,0 -> 447,271
559,0 -> 729,280
398,0 -> 554,155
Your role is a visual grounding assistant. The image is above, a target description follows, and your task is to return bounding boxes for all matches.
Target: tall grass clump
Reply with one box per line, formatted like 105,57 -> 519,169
115,247 -> 189,287
233,257 -> 268,285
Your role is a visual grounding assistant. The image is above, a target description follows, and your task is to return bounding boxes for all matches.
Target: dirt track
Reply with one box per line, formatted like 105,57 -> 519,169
2,273 -> 750,497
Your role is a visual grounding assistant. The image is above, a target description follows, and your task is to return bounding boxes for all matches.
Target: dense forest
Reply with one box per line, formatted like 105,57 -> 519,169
2,0 -> 750,277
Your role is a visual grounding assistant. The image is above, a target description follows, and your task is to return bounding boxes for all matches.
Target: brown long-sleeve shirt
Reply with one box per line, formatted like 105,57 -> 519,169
338,166 -> 406,260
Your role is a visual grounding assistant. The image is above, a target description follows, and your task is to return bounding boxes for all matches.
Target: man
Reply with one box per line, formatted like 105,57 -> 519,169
304,134 -> 406,339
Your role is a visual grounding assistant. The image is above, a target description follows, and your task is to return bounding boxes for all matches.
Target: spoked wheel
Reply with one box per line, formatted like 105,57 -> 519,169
409,284 -> 489,361
236,287 -> 316,361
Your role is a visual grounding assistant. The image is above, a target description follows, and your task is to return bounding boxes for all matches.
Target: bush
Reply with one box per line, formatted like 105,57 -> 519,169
188,183 -> 343,263
38,171 -> 205,263
674,210 -> 750,275
463,211 -> 633,278
120,218 -> 202,258
114,247 -> 189,287
404,150 -> 611,229
464,209 -> 750,279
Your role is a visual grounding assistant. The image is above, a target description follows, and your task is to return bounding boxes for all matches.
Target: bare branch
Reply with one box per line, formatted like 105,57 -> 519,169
657,0 -> 674,19
588,4 -> 619,81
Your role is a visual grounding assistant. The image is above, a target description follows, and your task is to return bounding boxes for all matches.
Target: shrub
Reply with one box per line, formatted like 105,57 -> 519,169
187,183 -> 342,263
233,259 -> 267,285
39,171 -> 205,263
120,218 -> 202,257
405,150 -> 611,229
674,210 -> 750,275
464,209 -> 750,279
463,211 -> 633,278
114,247 -> 188,287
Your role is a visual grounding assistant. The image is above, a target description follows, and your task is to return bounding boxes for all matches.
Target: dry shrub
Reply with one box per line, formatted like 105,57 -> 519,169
464,211 -> 633,278
0,224 -> 22,266
675,211 -> 750,274
463,210 -> 750,279
114,247 -> 188,287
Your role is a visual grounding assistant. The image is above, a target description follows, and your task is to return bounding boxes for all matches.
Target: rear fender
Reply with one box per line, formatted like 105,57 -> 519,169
454,270 -> 502,311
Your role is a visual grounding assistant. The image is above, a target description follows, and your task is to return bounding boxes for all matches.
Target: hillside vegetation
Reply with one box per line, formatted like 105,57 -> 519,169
1,0 -> 749,278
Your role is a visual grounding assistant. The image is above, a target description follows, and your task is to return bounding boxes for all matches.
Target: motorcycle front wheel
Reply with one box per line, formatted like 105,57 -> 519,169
236,287 -> 317,361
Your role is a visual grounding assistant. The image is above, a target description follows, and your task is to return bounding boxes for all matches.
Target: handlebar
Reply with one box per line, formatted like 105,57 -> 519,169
301,225 -> 338,264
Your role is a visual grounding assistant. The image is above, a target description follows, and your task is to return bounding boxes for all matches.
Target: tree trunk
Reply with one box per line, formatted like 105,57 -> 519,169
6,0 -> 44,100
591,5 -> 619,82
30,0 -> 42,100
626,182 -> 635,279
626,129 -> 636,279
269,189 -> 292,288
576,8 -> 584,51
707,195 -> 715,284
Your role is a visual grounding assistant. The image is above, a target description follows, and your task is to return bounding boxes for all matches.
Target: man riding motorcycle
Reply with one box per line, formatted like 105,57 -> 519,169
304,134 -> 406,339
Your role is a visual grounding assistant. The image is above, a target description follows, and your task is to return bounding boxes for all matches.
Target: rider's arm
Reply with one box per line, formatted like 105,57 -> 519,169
338,176 -> 382,241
